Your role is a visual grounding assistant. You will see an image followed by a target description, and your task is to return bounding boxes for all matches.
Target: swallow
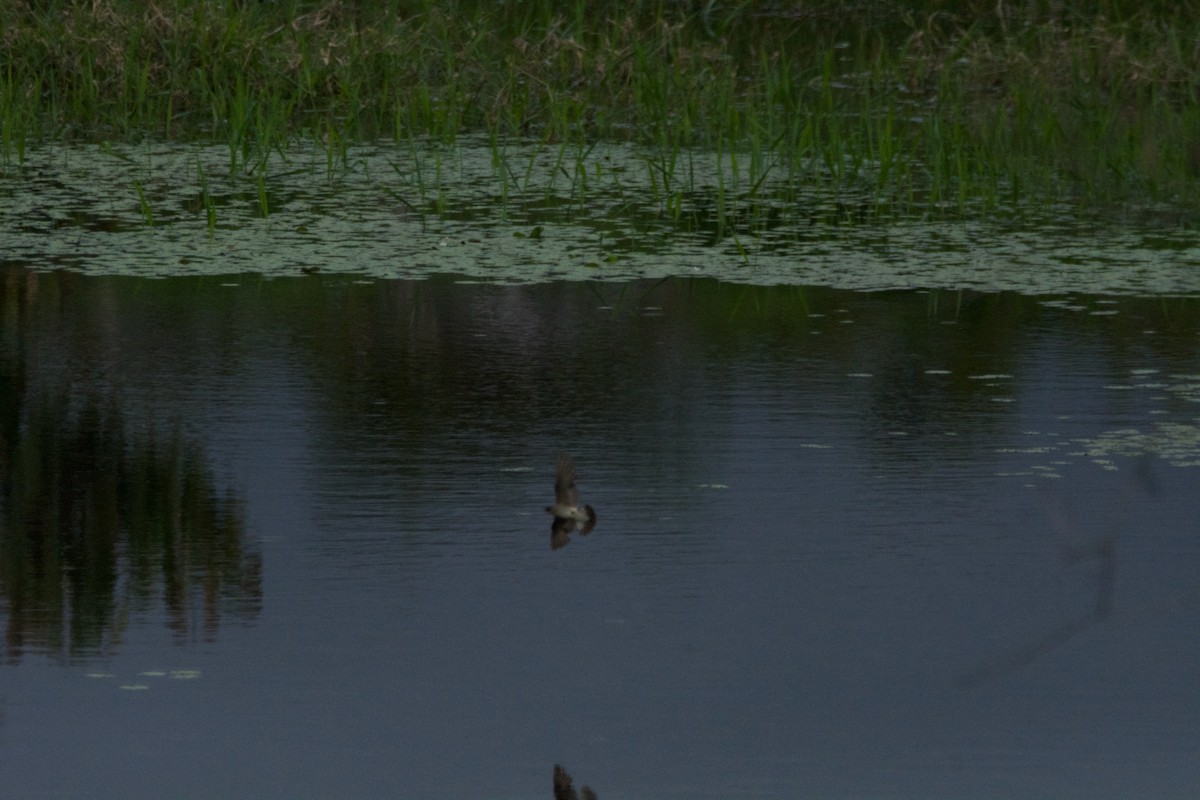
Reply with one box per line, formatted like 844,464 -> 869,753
546,454 -> 597,550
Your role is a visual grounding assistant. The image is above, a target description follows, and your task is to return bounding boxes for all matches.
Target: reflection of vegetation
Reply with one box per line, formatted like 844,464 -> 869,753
0,270 -> 259,662
958,462 -> 1155,687
0,391 -> 260,661
271,276 -> 1200,474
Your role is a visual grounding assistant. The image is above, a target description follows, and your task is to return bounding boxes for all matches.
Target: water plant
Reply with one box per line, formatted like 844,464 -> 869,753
195,160 -> 217,235
0,1 -> 1196,214
133,180 -> 154,226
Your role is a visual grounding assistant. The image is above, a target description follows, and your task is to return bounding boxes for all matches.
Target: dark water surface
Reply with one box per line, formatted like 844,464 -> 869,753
1,269 -> 1198,799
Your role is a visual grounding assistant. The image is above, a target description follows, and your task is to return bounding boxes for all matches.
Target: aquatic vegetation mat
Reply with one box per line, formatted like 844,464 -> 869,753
2,138 -> 1198,293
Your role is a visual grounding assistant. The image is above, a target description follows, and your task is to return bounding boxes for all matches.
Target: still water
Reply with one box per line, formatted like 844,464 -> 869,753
1,269 -> 1198,799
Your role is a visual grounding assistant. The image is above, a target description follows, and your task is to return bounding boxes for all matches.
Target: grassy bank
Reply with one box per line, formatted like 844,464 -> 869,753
2,0 -> 1198,211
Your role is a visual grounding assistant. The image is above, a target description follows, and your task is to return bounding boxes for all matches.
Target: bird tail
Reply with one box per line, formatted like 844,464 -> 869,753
580,505 -> 597,535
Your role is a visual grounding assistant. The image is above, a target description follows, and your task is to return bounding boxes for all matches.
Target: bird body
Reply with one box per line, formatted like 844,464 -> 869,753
546,454 -> 597,549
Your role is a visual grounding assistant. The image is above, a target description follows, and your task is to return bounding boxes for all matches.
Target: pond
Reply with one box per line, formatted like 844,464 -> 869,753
1,267 -> 1198,799
3,135 -> 1200,798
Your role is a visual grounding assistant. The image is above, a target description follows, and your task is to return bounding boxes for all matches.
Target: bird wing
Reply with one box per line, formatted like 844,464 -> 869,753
551,515 -> 575,550
554,454 -> 580,506
579,505 -> 596,536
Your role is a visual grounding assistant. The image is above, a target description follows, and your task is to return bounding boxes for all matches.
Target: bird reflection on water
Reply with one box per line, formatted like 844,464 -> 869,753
553,764 -> 597,800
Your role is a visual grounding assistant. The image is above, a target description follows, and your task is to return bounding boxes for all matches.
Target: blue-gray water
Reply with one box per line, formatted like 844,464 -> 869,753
1,272 -> 1198,798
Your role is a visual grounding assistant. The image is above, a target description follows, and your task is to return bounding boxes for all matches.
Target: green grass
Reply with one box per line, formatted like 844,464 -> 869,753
2,0 -> 1198,213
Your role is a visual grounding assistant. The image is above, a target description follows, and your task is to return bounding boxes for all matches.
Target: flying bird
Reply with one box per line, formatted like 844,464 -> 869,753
546,454 -> 597,550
